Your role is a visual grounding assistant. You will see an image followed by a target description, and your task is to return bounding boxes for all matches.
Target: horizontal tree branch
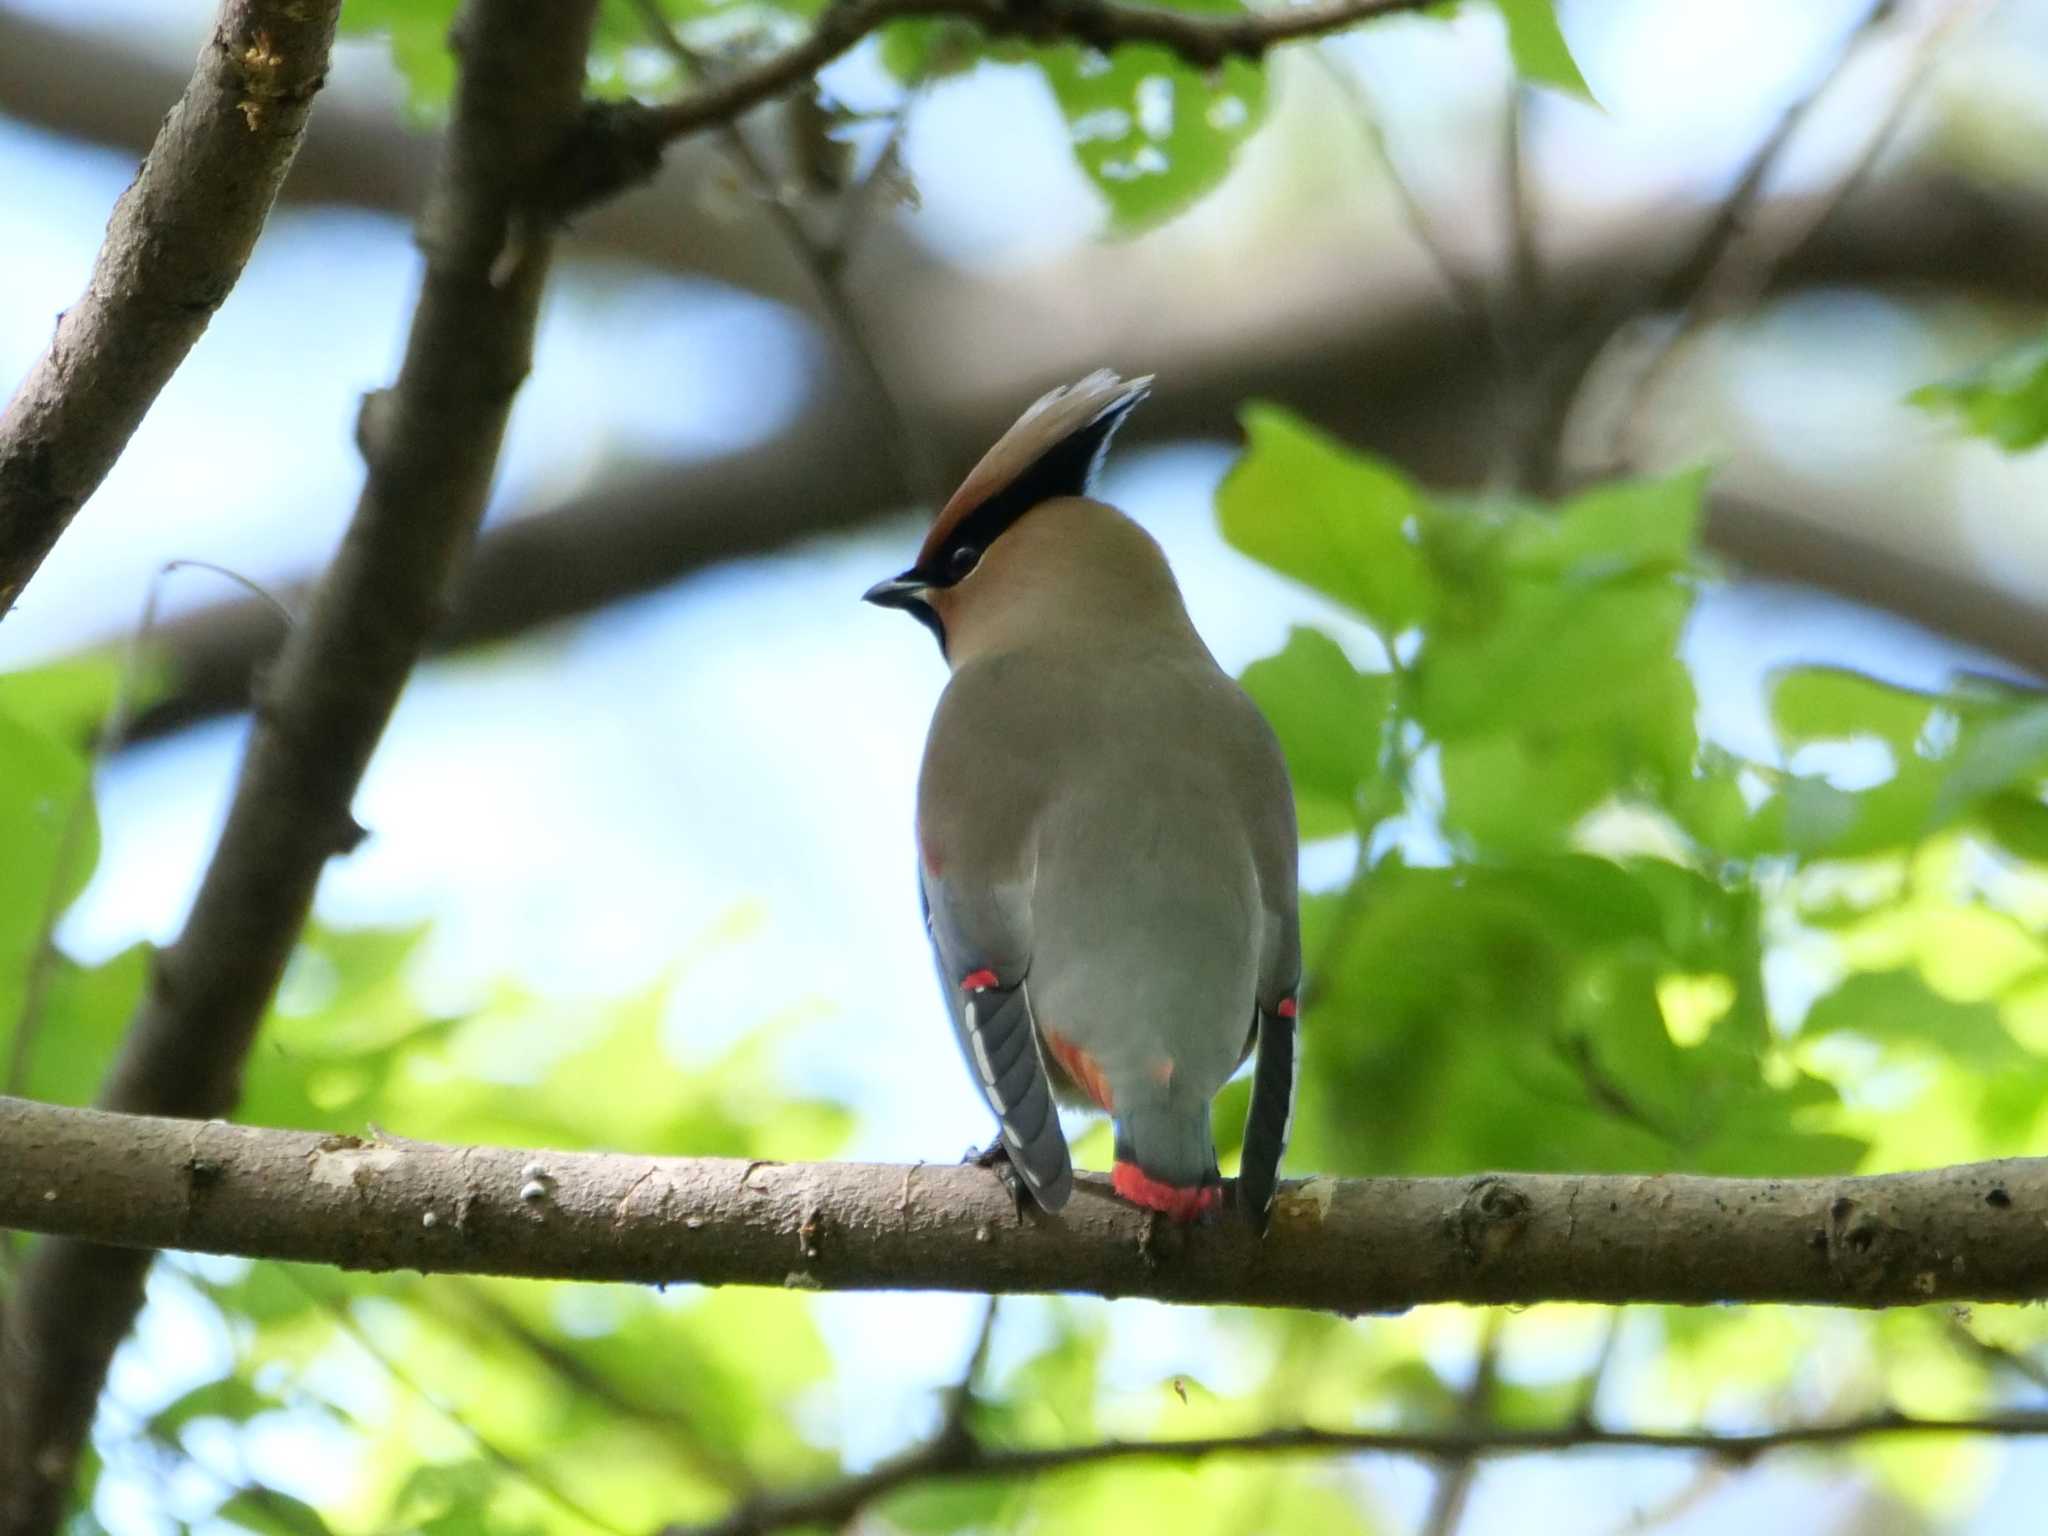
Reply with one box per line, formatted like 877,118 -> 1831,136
669,1408 -> 2048,1536
0,0 -> 343,615
553,0 -> 1440,214
4,1096 -> 2047,1311
75,161 -> 2048,744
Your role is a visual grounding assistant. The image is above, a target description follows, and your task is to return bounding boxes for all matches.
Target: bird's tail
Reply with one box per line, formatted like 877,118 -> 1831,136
1112,1103 -> 1221,1222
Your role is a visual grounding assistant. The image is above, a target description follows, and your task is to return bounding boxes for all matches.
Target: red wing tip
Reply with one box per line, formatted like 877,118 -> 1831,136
1112,1162 -> 1221,1222
1277,996 -> 1298,1018
961,968 -> 998,992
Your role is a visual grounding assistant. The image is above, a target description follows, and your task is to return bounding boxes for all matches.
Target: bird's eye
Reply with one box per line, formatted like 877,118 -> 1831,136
946,544 -> 981,582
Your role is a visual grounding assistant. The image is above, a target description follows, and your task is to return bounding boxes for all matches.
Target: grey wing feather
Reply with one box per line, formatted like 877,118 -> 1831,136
921,881 -> 1073,1212
1237,1003 -> 1298,1234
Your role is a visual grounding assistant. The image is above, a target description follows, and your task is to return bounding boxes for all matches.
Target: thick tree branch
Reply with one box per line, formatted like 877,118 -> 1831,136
0,0 -> 342,616
3,1098 -> 2047,1312
0,2 -> 599,1529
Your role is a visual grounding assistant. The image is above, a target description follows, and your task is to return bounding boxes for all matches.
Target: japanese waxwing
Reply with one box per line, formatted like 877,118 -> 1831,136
863,370 -> 1302,1231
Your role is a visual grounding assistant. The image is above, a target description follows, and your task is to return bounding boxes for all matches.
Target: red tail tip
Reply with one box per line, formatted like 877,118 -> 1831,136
1112,1161 -> 1221,1222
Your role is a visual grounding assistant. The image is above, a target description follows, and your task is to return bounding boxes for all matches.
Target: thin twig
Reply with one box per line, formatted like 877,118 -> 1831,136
664,1406 -> 2048,1536
1520,0 -> 1896,494
625,0 -> 940,506
446,1279 -> 757,1497
556,0 -> 1443,221
282,1273 -> 632,1536
1946,1313 -> 2048,1393
4,561 -> 291,1110
1418,1312 -> 1504,1536
1607,0 -> 1987,473
1314,56 -> 1495,344
1596,1460 -> 1731,1536
1572,1310 -> 1627,1430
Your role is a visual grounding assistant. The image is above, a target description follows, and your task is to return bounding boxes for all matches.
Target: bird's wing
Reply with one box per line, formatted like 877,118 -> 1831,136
920,871 -> 1073,1211
1237,999 -> 1298,1233
1228,679 -> 1303,1234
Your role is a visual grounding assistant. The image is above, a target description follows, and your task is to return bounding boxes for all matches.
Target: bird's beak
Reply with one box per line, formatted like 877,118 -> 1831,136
862,572 -> 930,610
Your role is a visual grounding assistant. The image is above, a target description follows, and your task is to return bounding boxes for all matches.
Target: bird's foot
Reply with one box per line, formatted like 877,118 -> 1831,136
962,1136 -> 1029,1215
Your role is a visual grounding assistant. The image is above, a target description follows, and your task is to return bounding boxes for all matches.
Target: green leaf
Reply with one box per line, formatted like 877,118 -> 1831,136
1770,667 -> 1944,752
1910,332 -> 2048,452
1981,791 -> 2048,864
1936,702 -> 2048,818
3,946 -> 148,1108
1497,469 -> 1703,580
1803,969 -> 2028,1069
151,1375 -> 277,1439
1418,582 -> 1695,749
1238,628 -> 1395,838
1495,0 -> 1592,98
0,655 -> 130,744
1032,18 -> 1268,232
882,1480 -> 1018,1534
1293,857 -> 1855,1179
878,18 -> 987,80
214,1489 -> 339,1536
340,0 -> 458,112
1218,406 -> 1437,635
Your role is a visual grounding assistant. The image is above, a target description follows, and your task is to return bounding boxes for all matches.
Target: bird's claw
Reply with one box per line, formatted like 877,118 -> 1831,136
962,1136 -> 1030,1215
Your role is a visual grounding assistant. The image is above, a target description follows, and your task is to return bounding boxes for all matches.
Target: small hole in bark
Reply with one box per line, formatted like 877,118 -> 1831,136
1987,1188 -> 2012,1209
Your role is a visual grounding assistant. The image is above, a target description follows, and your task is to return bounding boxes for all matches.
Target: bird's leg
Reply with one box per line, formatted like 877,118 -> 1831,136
962,1135 -> 1029,1215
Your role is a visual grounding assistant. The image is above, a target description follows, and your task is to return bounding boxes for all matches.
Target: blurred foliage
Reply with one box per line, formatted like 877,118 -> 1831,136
1912,330 -> 2048,452
9,391 -> 2048,1531
340,0 -> 1583,232
7,3 -> 2048,1531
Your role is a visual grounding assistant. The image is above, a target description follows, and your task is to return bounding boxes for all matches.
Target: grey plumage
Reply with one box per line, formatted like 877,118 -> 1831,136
868,372 -> 1302,1228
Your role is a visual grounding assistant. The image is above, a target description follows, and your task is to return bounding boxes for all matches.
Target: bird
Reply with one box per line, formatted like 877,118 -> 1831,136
863,370 -> 1302,1231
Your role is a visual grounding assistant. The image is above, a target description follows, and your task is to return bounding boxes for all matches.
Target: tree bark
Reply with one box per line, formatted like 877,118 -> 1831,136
0,2 -> 598,1528
0,0 -> 343,616
3,1097 -> 2043,1312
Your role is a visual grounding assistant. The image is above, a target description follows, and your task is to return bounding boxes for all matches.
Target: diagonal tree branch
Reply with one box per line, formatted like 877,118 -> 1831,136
625,0 -> 942,509
0,0 -> 343,617
0,2 -> 600,1529
4,1097 -> 2048,1312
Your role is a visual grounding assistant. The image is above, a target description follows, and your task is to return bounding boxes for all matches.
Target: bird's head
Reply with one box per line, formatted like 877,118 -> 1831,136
863,369 -> 1155,659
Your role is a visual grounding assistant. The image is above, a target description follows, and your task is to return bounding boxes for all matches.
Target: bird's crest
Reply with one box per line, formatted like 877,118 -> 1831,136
915,369 -> 1153,569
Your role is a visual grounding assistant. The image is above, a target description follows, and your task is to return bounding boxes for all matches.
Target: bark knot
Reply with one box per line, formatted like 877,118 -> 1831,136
1451,1175 -> 1532,1268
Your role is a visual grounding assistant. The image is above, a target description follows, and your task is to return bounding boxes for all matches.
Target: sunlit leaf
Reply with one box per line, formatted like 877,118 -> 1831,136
1910,331 -> 2048,452
1218,405 -> 1437,635
1803,969 -> 2029,1069
1495,0 -> 1592,98
1238,627 -> 1395,838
